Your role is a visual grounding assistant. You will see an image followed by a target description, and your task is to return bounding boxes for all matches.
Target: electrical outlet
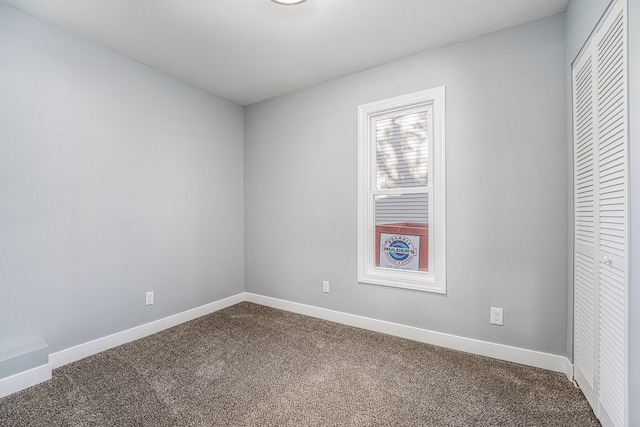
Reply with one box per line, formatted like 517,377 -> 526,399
323,281 -> 330,293
146,291 -> 154,306
490,307 -> 503,326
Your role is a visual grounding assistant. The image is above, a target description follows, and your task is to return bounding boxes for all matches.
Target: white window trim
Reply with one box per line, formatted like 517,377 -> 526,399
357,87 -> 446,293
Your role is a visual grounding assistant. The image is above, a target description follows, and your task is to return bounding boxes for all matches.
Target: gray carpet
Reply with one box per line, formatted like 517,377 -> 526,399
0,302 -> 599,426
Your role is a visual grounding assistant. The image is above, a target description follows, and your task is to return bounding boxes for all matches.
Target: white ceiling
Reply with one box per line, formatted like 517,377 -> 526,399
2,0 -> 569,105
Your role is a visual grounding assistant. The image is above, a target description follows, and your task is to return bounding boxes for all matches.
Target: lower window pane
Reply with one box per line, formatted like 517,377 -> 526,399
374,193 -> 429,272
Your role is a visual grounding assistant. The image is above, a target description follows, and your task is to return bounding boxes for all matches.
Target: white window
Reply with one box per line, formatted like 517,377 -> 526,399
358,87 -> 446,293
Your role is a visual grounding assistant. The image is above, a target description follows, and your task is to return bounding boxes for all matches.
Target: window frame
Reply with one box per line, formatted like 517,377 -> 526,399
357,87 -> 446,293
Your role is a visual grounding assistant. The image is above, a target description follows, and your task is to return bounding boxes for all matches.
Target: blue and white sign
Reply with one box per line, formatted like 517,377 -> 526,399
380,233 -> 420,271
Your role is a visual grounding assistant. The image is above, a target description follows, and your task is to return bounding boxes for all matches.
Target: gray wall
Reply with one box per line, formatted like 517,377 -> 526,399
0,3 -> 245,365
245,14 -> 568,355
565,0 -> 613,63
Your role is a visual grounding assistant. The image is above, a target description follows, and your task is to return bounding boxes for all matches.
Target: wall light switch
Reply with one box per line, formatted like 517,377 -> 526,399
323,281 -> 330,293
146,291 -> 154,306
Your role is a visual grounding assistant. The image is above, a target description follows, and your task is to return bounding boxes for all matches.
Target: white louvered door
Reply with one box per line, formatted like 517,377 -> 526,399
572,1 -> 628,426
572,43 -> 597,410
594,3 -> 628,426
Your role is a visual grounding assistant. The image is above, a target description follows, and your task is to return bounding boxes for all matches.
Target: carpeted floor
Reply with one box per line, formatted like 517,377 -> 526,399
0,302 -> 599,426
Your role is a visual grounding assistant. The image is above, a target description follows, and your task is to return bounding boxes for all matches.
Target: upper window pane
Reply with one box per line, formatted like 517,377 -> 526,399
375,109 -> 429,189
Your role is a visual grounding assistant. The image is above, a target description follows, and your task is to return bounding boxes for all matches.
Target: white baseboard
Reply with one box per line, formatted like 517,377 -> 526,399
244,293 -> 574,380
50,293 -> 244,369
2,291 -> 574,400
0,363 -> 51,399
1,293 -> 244,399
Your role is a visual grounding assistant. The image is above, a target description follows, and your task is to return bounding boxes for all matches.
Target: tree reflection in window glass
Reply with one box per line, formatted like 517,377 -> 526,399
376,111 -> 429,190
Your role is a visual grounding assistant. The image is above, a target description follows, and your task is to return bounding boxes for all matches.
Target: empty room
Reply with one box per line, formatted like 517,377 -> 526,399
0,0 -> 637,425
